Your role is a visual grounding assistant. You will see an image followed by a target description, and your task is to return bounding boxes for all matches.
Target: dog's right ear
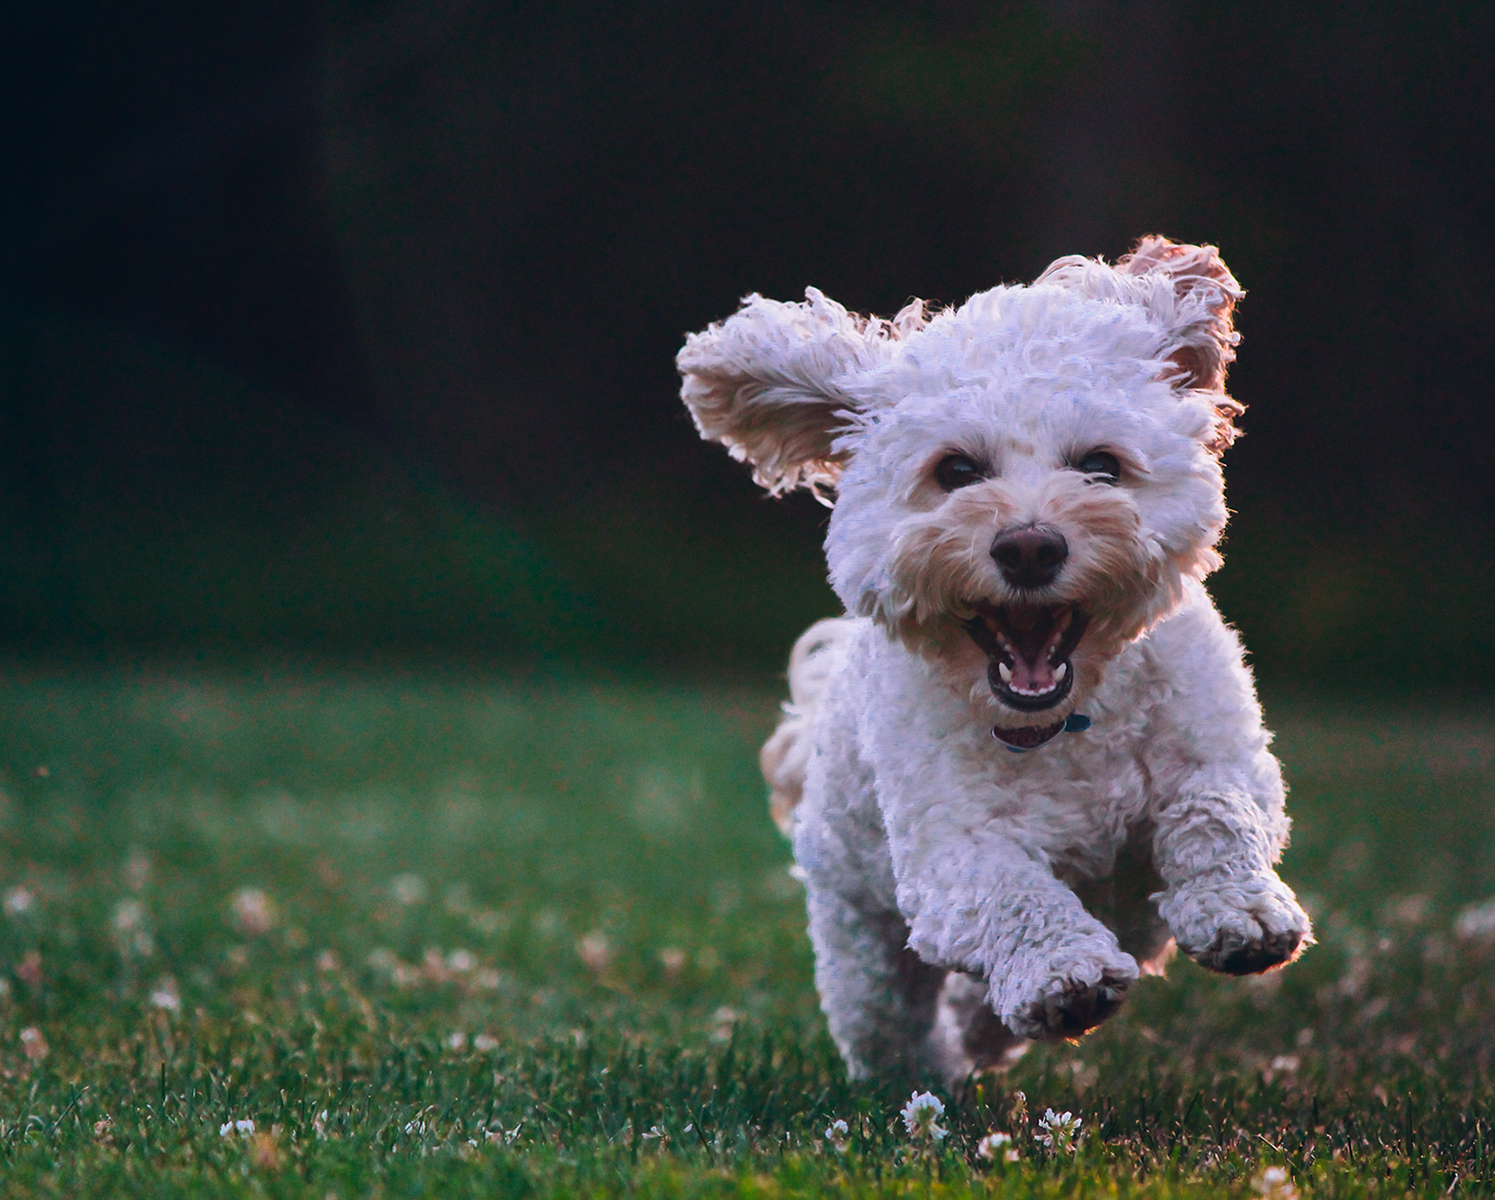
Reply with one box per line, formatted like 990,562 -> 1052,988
678,288 -> 912,497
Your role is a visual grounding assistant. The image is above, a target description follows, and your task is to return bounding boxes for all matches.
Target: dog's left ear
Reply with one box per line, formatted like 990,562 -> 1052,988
1113,235 -> 1243,395
1041,236 -> 1246,451
678,288 -> 914,496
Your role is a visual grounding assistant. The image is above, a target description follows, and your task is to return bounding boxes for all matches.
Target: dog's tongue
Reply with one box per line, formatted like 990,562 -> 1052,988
1002,608 -> 1067,694
1007,655 -> 1058,694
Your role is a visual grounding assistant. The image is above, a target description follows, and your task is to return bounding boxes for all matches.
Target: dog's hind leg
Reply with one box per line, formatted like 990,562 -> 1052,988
803,884 -> 945,1080
804,888 -> 1025,1084
926,971 -> 1027,1085
792,669 -> 948,1078
783,619 -> 963,1079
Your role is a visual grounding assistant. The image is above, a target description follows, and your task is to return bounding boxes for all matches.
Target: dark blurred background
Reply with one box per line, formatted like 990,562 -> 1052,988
3,1 -> 1493,684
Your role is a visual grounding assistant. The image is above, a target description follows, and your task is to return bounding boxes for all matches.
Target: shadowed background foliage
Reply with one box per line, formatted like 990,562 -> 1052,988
4,1 -> 1493,683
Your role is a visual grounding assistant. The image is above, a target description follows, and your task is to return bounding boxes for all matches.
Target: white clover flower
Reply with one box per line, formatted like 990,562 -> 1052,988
312,1110 -> 329,1139
149,980 -> 181,1012
1036,1108 -> 1082,1154
976,1130 -> 1017,1161
219,1118 -> 255,1137
576,931 -> 611,974
229,888 -> 275,936
824,1117 -> 850,1150
1253,1165 -> 1299,1199
19,1026 -> 48,1062
1456,898 -> 1495,940
900,1091 -> 948,1142
390,874 -> 428,906
483,1123 -> 522,1145
112,899 -> 155,957
5,886 -> 35,916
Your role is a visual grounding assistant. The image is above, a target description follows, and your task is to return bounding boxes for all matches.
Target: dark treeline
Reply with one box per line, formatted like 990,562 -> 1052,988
3,2 -> 1493,681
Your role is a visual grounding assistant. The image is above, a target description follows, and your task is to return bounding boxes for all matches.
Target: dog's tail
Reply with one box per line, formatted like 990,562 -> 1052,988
760,617 -> 853,836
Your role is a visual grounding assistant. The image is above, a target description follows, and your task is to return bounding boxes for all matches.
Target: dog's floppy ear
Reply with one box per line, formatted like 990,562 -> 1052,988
678,288 -> 912,496
1113,235 -> 1243,395
1038,235 -> 1245,451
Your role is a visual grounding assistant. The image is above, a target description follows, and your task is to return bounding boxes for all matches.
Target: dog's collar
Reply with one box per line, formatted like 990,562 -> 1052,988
992,712 -> 1091,753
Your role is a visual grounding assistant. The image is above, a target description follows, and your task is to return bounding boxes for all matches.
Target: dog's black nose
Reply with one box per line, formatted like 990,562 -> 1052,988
991,526 -> 1068,589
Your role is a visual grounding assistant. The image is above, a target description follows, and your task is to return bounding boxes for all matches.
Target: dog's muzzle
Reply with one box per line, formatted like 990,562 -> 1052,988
962,603 -> 1090,712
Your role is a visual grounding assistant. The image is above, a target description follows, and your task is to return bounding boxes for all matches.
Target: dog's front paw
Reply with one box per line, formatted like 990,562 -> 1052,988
998,947 -> 1139,1041
1159,873 -> 1312,975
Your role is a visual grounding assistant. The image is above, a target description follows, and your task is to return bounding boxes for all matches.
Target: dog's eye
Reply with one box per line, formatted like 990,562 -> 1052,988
1075,450 -> 1121,483
935,453 -> 985,491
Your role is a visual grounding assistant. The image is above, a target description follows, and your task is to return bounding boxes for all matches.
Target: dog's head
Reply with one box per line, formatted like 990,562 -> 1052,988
679,237 -> 1244,735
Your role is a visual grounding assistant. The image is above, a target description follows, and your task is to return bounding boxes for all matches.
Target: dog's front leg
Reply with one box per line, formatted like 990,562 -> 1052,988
891,831 -> 1141,1042
1151,790 -> 1312,974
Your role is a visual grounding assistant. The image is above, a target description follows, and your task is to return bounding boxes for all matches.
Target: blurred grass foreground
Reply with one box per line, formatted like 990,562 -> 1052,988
2,665 -> 1495,1195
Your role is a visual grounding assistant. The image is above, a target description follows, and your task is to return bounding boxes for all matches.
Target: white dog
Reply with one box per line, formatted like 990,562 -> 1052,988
677,237 -> 1312,1084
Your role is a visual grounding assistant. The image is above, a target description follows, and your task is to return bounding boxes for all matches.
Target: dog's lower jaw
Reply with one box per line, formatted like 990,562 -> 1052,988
962,605 -> 1092,718
985,656 -> 1102,739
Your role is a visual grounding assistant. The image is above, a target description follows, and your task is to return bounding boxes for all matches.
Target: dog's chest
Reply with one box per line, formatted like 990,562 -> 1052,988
858,633 -> 1161,881
966,723 -> 1152,879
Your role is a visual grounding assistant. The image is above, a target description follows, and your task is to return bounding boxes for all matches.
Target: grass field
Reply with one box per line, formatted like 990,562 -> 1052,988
1,662 -> 1494,1197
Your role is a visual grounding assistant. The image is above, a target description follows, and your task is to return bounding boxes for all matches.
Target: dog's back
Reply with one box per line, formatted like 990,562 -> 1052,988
760,618 -> 855,835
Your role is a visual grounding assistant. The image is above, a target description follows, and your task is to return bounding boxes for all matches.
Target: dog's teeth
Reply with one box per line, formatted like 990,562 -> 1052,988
998,661 -> 1013,683
1054,662 -> 1068,682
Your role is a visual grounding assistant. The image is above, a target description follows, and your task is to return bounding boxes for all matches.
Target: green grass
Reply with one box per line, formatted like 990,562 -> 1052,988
1,663 -> 1495,1196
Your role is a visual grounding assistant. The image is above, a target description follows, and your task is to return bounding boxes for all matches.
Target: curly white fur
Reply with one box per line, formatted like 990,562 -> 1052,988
679,237 -> 1312,1084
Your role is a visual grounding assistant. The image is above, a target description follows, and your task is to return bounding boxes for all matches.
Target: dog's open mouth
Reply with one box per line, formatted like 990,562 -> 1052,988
962,603 -> 1090,712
